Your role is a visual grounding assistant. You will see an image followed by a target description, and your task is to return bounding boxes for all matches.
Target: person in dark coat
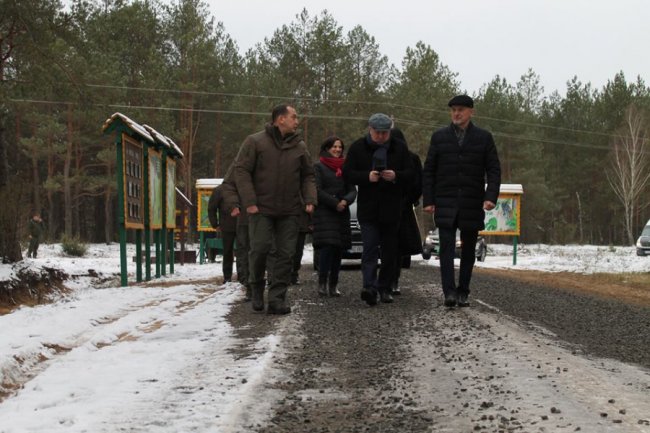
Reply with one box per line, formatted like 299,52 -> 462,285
422,95 -> 501,308
207,182 -> 237,282
220,163 -> 252,301
27,213 -> 45,258
390,128 -> 423,295
312,136 -> 357,297
343,113 -> 414,306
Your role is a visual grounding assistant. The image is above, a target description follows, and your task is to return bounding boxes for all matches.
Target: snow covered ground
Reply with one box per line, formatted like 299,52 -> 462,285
475,242 -> 650,274
0,242 -> 648,432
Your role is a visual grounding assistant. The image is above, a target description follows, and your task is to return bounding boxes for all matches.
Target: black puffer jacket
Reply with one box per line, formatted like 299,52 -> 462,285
312,157 -> 357,248
422,122 -> 501,230
343,135 -> 414,224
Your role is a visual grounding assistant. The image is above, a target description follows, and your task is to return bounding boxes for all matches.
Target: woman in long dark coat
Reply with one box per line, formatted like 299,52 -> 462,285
312,136 -> 357,296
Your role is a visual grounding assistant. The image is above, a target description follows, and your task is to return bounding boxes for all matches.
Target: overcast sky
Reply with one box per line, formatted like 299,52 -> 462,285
205,0 -> 648,96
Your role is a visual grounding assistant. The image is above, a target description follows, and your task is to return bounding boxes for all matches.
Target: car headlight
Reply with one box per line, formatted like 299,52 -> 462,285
637,238 -> 643,247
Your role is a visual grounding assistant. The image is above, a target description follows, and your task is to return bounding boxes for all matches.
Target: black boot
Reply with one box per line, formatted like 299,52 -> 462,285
251,285 -> 264,311
380,291 -> 394,303
328,280 -> 341,297
318,275 -> 328,297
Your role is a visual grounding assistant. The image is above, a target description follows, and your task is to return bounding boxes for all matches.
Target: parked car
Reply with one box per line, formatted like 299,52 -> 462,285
421,228 -> 487,262
636,219 -> 650,256
342,201 -> 363,260
313,201 -> 363,270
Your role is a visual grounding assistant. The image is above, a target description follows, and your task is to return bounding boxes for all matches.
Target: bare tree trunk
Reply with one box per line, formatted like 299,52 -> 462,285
104,159 -> 113,244
73,137 -> 82,238
180,92 -> 195,199
214,111 -> 222,178
0,111 -> 8,188
576,191 -> 583,243
64,104 -> 73,237
606,105 -> 650,244
47,135 -> 56,240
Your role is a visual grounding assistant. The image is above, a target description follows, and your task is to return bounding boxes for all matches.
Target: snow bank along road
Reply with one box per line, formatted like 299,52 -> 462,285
1,261 -> 649,432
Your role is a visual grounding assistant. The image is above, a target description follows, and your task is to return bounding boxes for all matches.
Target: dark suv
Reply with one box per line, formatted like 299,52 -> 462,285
342,201 -> 363,260
421,228 -> 487,262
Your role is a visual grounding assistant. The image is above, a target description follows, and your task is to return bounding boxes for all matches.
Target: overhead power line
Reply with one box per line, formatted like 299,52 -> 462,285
9,97 -> 614,151
84,82 -> 619,140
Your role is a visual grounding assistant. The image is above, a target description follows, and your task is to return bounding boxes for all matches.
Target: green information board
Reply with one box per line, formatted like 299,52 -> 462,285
148,149 -> 163,229
479,184 -> 523,236
165,160 -> 176,228
196,189 -> 215,232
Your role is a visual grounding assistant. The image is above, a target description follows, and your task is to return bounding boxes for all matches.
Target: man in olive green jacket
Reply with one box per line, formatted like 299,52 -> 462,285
234,104 -> 317,314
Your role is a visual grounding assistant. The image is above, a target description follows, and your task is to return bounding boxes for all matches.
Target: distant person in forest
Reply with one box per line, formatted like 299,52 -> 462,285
312,135 -> 356,297
27,213 -> 45,258
234,104 -> 317,315
422,95 -> 501,308
343,113 -> 414,306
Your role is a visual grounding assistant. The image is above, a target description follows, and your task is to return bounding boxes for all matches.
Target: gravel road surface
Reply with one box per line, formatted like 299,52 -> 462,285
226,261 -> 650,432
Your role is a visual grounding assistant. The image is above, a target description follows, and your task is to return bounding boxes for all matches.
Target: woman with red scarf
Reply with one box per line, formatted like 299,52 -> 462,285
312,136 -> 357,296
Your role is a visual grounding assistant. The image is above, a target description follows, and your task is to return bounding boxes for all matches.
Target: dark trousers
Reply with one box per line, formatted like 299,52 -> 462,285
318,245 -> 342,285
360,221 -> 400,293
291,231 -> 308,281
248,214 -> 298,306
393,255 -> 410,288
221,230 -> 236,281
28,239 -> 40,258
439,226 -> 478,297
235,224 -> 250,287
267,230 -> 306,284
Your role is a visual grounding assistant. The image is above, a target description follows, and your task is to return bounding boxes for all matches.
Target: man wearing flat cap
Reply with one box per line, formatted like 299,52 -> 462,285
422,95 -> 501,308
343,113 -> 414,306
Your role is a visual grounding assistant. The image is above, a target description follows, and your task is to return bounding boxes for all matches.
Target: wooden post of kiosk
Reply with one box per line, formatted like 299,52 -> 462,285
173,188 -> 194,264
142,124 -> 184,276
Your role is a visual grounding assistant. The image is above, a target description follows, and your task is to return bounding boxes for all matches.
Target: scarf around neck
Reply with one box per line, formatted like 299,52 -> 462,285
366,134 -> 389,170
320,155 -> 345,177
